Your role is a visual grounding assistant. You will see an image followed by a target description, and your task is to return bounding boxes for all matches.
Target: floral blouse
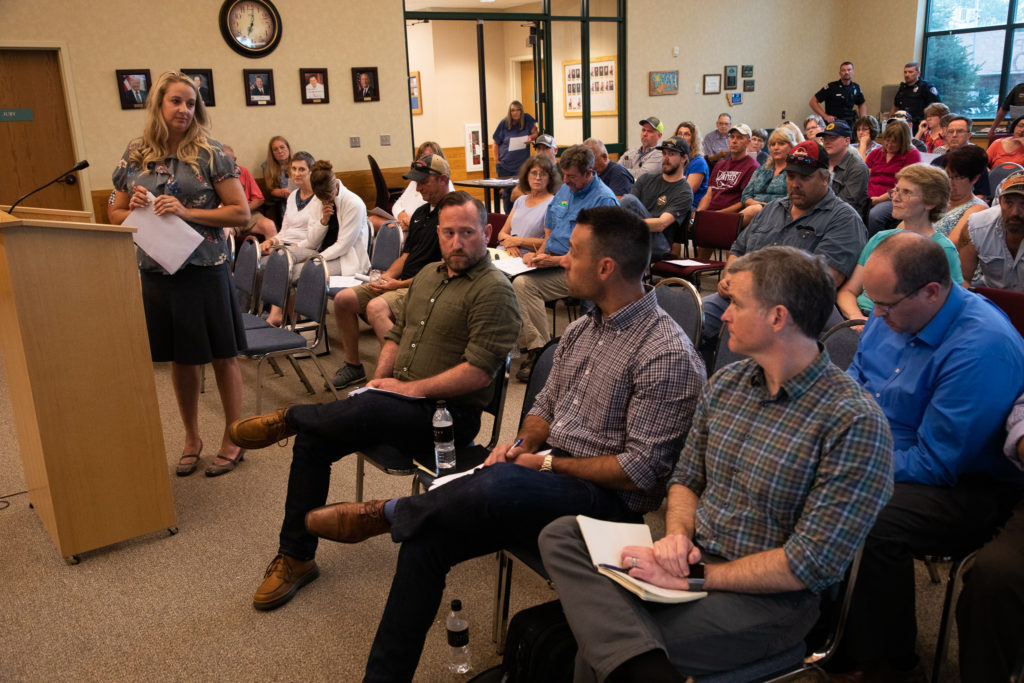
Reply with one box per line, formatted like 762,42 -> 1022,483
112,139 -> 238,272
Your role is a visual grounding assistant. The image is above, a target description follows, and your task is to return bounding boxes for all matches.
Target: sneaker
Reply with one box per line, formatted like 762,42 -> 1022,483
252,554 -> 319,611
332,363 -> 366,389
516,348 -> 541,383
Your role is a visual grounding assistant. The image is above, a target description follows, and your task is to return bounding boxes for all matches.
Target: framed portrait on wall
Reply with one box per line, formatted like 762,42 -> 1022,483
409,71 -> 422,115
702,73 -> 721,95
300,68 -> 329,104
353,67 -> 379,102
244,69 -> 275,106
562,56 -> 617,117
181,68 -> 215,107
724,65 -> 738,91
117,69 -> 151,110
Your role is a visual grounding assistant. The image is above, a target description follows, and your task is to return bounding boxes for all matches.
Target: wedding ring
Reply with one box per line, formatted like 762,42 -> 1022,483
631,556 -> 638,568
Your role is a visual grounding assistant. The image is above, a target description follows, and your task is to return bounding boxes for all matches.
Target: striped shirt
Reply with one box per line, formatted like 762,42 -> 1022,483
670,351 -> 894,593
529,288 -> 706,513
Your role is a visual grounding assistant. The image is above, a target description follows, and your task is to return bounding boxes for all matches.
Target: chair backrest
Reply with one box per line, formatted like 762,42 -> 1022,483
291,256 -> 330,323
233,236 -> 261,313
804,546 -> 865,667
692,210 -> 743,251
227,231 -> 237,270
520,339 -> 559,425
990,162 -> 1024,195
654,277 -> 703,345
487,212 -> 507,248
480,354 -> 512,450
371,221 -> 403,271
974,285 -> 1024,338
820,318 -> 866,371
712,324 -> 746,374
261,246 -> 294,310
368,154 -> 391,209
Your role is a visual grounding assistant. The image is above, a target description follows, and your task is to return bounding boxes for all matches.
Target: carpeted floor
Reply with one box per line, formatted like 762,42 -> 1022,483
0,302 -> 962,681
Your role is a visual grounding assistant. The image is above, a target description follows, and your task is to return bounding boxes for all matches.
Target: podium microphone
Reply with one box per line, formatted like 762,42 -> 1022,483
8,160 -> 90,215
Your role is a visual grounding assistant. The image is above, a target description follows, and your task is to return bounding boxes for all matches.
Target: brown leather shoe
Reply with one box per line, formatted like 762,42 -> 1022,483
305,499 -> 390,543
229,408 -> 295,449
252,553 -> 319,611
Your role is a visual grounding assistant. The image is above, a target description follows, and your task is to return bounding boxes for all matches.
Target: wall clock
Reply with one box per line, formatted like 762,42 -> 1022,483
220,0 -> 282,58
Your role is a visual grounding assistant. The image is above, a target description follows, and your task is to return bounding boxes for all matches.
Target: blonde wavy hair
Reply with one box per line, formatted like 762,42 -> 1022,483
129,71 -> 215,176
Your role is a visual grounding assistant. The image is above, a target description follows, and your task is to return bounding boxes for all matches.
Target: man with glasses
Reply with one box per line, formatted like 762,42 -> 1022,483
703,113 -> 732,165
958,172 -> 1024,290
930,115 -> 991,202
699,140 -> 866,351
835,232 -> 1024,680
513,144 -> 619,381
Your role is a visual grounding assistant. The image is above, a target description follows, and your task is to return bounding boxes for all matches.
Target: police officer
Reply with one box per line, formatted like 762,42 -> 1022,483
810,61 -> 866,129
891,61 -> 940,128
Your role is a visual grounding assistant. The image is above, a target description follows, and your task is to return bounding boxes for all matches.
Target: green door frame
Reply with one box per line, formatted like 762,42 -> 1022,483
402,0 -> 627,163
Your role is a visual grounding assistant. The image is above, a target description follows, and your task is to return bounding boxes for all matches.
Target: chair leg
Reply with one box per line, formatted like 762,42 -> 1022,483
925,559 -> 944,584
493,550 -> 511,652
932,553 -> 976,683
286,355 -> 315,395
410,477 -> 420,496
255,359 -> 265,413
497,553 -> 515,655
355,454 -> 365,503
268,357 -> 285,377
308,355 -> 341,401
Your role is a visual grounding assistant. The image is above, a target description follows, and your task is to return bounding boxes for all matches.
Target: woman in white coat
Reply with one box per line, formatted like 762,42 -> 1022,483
309,159 -> 371,277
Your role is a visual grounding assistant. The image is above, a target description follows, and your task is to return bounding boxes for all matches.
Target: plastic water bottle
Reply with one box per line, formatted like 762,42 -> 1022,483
446,599 -> 471,674
433,401 -> 456,470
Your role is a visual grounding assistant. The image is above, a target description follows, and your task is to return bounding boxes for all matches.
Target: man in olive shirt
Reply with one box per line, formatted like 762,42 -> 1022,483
229,191 -> 521,612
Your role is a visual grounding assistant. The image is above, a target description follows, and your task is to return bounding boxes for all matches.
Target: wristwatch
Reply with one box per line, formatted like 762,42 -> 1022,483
540,454 -> 554,473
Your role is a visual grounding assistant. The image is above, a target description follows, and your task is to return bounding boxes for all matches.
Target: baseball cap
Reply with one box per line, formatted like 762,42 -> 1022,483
818,120 -> 853,138
784,140 -> 829,176
639,116 -> 664,134
657,136 -> 690,156
998,171 -> 1024,198
534,134 -> 556,149
403,154 -> 449,182
728,123 -> 752,137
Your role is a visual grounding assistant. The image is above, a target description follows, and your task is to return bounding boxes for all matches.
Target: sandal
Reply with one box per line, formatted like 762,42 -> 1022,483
205,449 -> 246,477
176,440 -> 203,477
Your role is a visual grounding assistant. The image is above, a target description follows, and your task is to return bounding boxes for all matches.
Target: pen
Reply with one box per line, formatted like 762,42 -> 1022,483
599,563 -> 628,572
511,438 -> 523,449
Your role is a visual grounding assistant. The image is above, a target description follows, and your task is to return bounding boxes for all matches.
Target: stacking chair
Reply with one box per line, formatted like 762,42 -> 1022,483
820,318 -> 866,371
654,277 -> 703,345
491,340 -> 559,653
989,162 -> 1024,195
370,220 -> 403,271
244,245 -> 292,332
368,154 -> 404,212
233,235 -> 262,315
240,256 -> 339,412
546,297 -> 579,336
650,210 -> 743,287
974,285 -> 1024,337
712,324 -> 746,375
353,354 -> 512,502
927,551 -> 977,683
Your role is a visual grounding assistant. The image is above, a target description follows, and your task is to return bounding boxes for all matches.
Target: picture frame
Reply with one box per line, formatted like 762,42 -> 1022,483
562,56 -> 617,117
743,79 -> 756,93
724,65 -> 738,91
702,73 -> 721,95
409,71 -> 422,115
352,67 -> 380,102
648,70 -> 678,97
300,68 -> 329,104
116,69 -> 151,110
465,123 -> 482,172
742,65 -> 754,78
244,69 -> 275,106
728,92 -> 743,106
181,68 -> 215,107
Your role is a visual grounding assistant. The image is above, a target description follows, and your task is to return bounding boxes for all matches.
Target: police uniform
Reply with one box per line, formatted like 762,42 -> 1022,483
893,79 -> 940,126
815,80 -> 865,127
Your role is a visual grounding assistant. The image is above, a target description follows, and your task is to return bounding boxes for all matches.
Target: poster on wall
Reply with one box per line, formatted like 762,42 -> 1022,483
409,71 -> 422,115
465,123 -> 482,172
562,57 -> 617,117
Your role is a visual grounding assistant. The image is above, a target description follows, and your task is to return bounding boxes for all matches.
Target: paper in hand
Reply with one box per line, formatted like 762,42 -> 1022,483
123,191 -> 203,274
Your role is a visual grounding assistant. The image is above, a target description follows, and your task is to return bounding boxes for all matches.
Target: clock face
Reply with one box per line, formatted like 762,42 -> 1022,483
220,0 -> 282,57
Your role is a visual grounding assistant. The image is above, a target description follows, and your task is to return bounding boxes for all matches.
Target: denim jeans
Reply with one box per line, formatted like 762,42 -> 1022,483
363,462 -> 639,682
277,392 -> 480,561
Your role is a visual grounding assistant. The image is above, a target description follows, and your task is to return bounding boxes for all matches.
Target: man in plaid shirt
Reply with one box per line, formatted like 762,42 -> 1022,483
540,246 -> 894,681
301,206 -> 706,682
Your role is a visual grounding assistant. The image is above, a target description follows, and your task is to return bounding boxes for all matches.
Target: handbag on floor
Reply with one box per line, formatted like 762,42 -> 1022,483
501,599 -> 577,683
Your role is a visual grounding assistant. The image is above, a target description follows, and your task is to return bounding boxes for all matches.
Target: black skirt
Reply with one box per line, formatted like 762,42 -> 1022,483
140,262 -> 247,365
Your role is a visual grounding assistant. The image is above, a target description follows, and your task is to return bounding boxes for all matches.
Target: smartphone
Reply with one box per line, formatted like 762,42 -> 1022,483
687,563 -> 706,590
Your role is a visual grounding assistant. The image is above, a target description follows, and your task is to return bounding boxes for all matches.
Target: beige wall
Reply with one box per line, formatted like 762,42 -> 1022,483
0,0 -> 411,197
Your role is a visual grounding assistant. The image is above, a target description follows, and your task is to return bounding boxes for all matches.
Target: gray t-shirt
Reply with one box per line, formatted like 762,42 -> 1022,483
631,173 -> 693,258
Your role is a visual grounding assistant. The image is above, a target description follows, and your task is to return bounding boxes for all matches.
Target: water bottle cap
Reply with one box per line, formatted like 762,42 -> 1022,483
451,599 -> 462,611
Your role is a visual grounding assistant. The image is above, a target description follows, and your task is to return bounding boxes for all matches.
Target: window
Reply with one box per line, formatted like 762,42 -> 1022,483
923,0 -> 1020,117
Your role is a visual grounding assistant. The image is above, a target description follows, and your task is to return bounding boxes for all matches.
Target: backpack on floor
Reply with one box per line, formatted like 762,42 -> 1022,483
500,600 -> 577,683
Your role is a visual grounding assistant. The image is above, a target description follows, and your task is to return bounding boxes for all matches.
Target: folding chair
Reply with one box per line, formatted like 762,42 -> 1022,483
368,154 -> 403,212
820,318 -> 866,371
651,210 -> 743,287
654,277 -> 703,345
240,256 -> 340,412
353,354 -> 512,502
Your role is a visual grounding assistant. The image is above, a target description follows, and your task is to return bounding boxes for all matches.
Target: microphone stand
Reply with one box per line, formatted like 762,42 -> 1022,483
7,160 -> 90,215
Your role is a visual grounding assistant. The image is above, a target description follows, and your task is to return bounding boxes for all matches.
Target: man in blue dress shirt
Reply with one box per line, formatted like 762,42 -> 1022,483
837,231 -> 1024,680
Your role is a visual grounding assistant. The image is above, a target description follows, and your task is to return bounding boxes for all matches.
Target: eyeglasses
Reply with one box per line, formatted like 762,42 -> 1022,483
869,282 -> 927,313
888,187 -> 920,200
528,169 -> 548,178
785,154 -> 820,168
411,161 -> 440,176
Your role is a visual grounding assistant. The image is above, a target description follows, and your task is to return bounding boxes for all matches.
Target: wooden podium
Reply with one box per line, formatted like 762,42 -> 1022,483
0,207 -> 175,562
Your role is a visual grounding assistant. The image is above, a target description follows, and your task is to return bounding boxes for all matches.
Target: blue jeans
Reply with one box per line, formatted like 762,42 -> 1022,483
277,393 -> 480,561
363,463 -> 639,682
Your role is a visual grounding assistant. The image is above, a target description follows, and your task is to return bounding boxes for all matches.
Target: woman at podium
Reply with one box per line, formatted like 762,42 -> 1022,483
107,71 -> 249,478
